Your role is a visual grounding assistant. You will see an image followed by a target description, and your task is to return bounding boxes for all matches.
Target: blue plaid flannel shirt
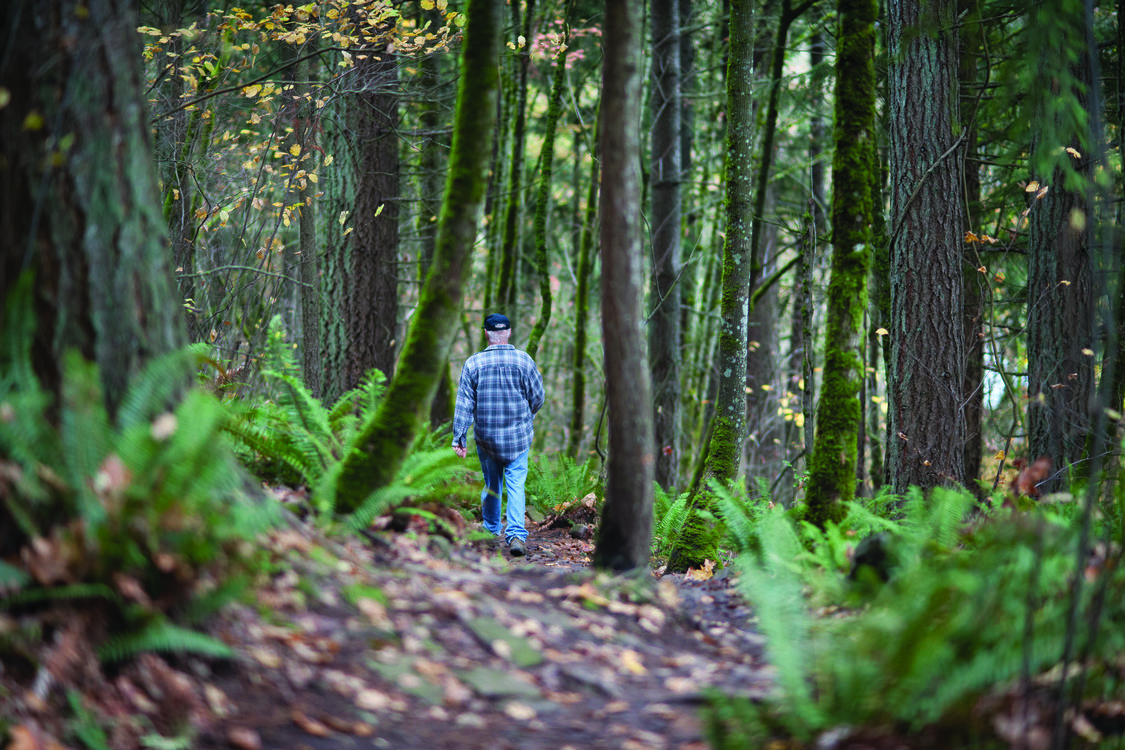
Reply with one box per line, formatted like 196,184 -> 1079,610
452,345 -> 545,463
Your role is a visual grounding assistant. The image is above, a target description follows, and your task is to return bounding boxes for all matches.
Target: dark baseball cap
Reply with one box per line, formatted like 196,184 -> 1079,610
484,313 -> 511,331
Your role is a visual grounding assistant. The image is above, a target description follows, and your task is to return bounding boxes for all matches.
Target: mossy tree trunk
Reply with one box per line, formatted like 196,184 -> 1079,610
666,0 -> 753,572
525,20 -> 572,359
804,0 -> 877,526
648,0 -> 684,491
0,0 -> 185,417
567,109 -> 601,460
886,0 -> 967,495
331,0 -> 502,513
496,0 -> 537,311
414,4 -> 456,427
593,0 -> 655,573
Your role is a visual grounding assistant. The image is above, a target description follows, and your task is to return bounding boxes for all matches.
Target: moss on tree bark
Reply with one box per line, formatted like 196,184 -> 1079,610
330,0 -> 501,513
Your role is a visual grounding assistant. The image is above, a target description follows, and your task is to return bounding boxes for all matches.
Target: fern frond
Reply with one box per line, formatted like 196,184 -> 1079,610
1,583 -> 118,608
59,353 -> 111,528
345,443 -> 465,529
710,480 -> 759,554
98,620 -> 233,664
114,345 -> 206,432
652,491 -> 691,552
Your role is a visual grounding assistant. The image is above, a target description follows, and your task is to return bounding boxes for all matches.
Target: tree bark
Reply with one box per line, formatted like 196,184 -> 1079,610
886,0 -> 967,494
594,0 -> 655,573
1025,15 -> 1094,491
804,0 -> 876,527
331,0 -> 501,513
0,0 -> 185,417
648,0 -> 683,491
666,0 -> 752,572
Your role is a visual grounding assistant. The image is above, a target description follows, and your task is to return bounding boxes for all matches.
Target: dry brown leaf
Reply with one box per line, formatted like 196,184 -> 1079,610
226,726 -> 262,750
291,708 -> 332,737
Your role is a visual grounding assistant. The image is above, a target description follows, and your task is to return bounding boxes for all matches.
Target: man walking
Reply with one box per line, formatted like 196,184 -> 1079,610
452,313 -> 545,557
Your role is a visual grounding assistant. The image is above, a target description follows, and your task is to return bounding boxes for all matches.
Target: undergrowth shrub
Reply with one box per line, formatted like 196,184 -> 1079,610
224,315 -> 472,523
525,453 -> 600,518
0,280 -> 278,664
704,485 -> 1125,747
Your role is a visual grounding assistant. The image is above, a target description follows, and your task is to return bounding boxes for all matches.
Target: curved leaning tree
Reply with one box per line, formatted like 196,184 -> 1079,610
330,0 -> 503,513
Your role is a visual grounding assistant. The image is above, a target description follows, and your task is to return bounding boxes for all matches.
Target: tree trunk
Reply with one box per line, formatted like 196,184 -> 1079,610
666,0 -> 753,572
568,111 -> 601,459
496,0 -> 537,310
648,0 -> 683,490
347,54 -> 401,382
803,0 -> 876,527
331,0 -> 502,513
594,0 -> 655,573
959,0 -> 984,495
0,0 -> 185,416
886,0 -> 966,494
1026,20 -> 1094,492
526,25 -> 571,359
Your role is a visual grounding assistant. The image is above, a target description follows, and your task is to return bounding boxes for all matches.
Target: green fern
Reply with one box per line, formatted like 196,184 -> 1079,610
707,487 -> 1125,745
526,453 -> 600,516
98,620 -> 233,664
345,426 -> 468,530
67,690 -> 111,750
652,487 -> 691,555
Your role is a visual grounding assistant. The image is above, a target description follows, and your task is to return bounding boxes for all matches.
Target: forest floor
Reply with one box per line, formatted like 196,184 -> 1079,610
3,503 -> 774,750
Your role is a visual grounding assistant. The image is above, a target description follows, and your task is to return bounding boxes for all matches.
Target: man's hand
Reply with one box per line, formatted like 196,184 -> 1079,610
453,445 -> 467,458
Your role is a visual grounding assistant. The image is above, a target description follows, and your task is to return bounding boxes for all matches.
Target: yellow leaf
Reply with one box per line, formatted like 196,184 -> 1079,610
875,327 -> 889,336
994,450 -> 1006,461
374,203 -> 384,217
323,154 -> 334,166
964,231 -> 979,243
242,84 -> 262,97
290,143 -> 301,157
1025,180 -> 1039,192
421,0 -> 435,7
1081,348 -> 1095,356
620,649 -> 647,675
1066,146 -> 1081,159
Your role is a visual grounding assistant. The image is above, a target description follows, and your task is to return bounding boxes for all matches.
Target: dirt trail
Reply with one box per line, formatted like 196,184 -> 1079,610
202,523 -> 772,750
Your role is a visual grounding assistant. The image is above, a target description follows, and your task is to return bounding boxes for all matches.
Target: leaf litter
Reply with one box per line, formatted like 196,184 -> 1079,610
3,513 -> 772,750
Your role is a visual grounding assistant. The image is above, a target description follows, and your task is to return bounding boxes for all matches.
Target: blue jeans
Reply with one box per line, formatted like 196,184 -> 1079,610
477,447 -> 529,542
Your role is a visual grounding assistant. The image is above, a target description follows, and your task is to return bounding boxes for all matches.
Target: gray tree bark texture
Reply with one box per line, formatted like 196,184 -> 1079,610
0,0 -> 185,416
648,0 -> 683,491
886,0 -> 968,494
594,0 -> 655,573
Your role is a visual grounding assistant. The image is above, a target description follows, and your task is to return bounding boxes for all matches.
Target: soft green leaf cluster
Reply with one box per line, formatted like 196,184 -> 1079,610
224,315 -> 471,523
525,453 -> 601,517
0,274 -> 277,665
705,486 -> 1125,745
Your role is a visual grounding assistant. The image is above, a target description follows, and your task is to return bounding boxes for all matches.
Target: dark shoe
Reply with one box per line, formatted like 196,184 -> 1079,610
507,537 -> 527,557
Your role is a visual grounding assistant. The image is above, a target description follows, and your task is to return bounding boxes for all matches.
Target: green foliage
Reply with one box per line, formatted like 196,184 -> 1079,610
67,690 -> 111,750
344,427 -> 470,531
705,486 -> 1125,745
526,453 -> 600,517
0,279 -> 277,668
98,620 -> 234,664
224,317 -> 470,521
651,485 -> 692,557
224,315 -> 387,492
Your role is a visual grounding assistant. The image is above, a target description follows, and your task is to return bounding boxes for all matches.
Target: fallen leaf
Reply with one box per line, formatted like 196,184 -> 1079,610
227,727 -> 262,750
620,649 -> 647,675
291,708 -> 332,737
